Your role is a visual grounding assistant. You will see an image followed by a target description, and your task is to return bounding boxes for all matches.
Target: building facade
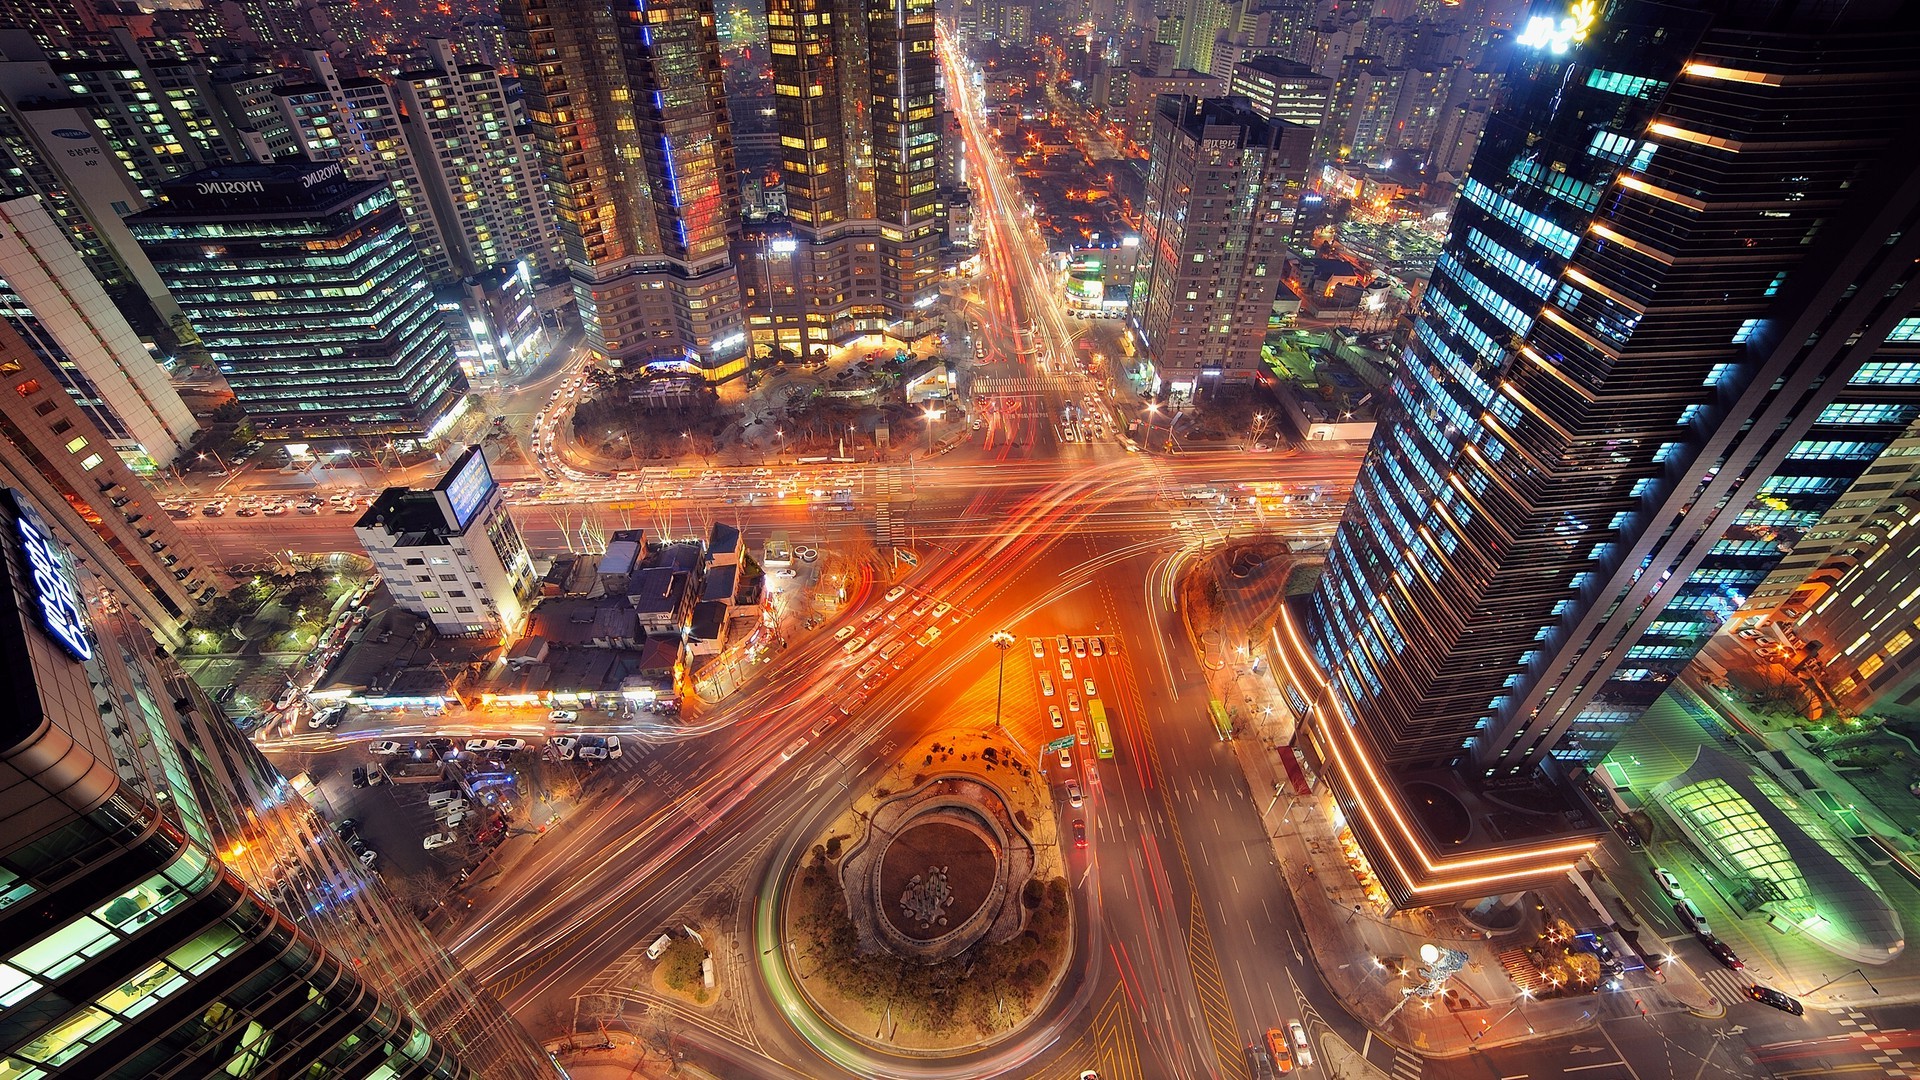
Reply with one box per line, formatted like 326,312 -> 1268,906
355,446 -> 536,637
1226,55 -> 1333,133
0,195 -> 196,469
0,485 -> 558,1078
1131,96 -> 1308,399
504,0 -> 749,379
129,160 -> 469,442
1294,2 -> 1920,906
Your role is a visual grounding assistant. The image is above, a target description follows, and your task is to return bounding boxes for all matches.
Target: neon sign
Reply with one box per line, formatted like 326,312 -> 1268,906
12,495 -> 92,661
1516,1 -> 1598,55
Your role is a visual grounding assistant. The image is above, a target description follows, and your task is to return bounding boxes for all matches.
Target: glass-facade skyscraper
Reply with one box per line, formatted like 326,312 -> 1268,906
0,486 -> 556,1077
128,159 -> 470,442
1293,0 -> 1920,906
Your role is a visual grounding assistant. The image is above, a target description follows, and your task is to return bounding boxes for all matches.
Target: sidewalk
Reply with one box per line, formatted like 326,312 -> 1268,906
1191,545 -> 1704,1058
546,1031 -> 720,1080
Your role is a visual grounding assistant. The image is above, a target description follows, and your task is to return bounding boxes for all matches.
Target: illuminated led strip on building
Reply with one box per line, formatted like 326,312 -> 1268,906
1681,62 -> 1784,86
10,492 -> 92,661
1615,174 -> 1707,212
1270,610 -> 1596,898
1647,121 -> 1743,153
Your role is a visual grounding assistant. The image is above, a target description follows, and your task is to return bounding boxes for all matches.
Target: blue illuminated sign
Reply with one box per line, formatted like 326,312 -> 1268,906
12,495 -> 92,661
439,450 -> 496,531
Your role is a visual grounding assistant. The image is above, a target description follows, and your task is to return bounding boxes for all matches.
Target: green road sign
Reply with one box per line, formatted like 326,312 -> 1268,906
1044,735 -> 1076,753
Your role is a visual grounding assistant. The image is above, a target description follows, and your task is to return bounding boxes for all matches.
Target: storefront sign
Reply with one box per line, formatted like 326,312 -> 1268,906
12,496 -> 91,661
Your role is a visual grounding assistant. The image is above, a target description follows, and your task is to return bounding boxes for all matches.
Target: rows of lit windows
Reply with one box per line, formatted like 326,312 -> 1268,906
1849,361 -> 1920,386
1586,129 -> 1656,171
1459,178 -> 1580,259
1584,68 -> 1666,99
1787,439 -> 1887,461
1437,254 -> 1535,338
1761,473 -> 1853,495
1508,157 -> 1603,214
1818,402 -> 1920,425
1464,227 -> 1556,298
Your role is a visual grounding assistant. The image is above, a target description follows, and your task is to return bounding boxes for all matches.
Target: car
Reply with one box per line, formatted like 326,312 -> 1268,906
1072,819 -> 1087,847
856,659 -> 883,680
835,625 -> 857,641
443,809 -> 468,829
233,506 -> 257,517
1083,678 -> 1096,697
464,739 -> 496,753
493,738 -> 527,752
1073,637 -> 1086,658
864,608 -> 886,626
1056,634 -> 1069,654
351,766 -> 369,787
552,736 -> 578,759
1615,819 -> 1644,849
549,709 -> 578,723
606,736 -> 622,759
369,740 -> 406,756
1090,637 -> 1104,657
932,601 -> 953,620
1075,720 -> 1090,745
578,745 -> 608,761
782,738 -> 807,761
332,817 -> 360,836
357,849 -> 378,869
917,625 -> 942,646
1059,748 -> 1073,770
885,586 -> 907,602
1703,936 -> 1744,969
1288,1020 -> 1312,1068
1059,658 -> 1074,681
424,832 -> 458,850
911,598 -> 932,617
1067,780 -> 1083,807
1674,898 -> 1710,936
1747,984 -> 1804,1015
1067,691 -> 1081,712
1050,705 -> 1064,728
1265,1028 -> 1295,1074
1653,867 -> 1686,900
1246,1043 -> 1279,1080
1040,673 -> 1055,697
1031,638 -> 1045,658
297,504 -> 319,515
843,636 -> 868,654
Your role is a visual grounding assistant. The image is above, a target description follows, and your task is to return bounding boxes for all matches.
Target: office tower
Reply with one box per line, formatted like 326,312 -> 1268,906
505,0 -> 748,379
1227,55 -> 1333,132
1131,96 -> 1308,399
356,445 -> 537,636
396,40 -> 562,279
0,195 -> 196,468
1117,64 -> 1222,149
1295,1 -> 1920,907
129,160 -> 469,442
746,0 -> 939,361
277,51 -> 455,282
0,319 -> 211,639
0,484 -> 560,1078
1156,0 -> 1232,74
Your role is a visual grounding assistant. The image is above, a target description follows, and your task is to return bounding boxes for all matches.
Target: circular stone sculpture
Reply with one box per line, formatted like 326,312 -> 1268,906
881,820 -> 998,940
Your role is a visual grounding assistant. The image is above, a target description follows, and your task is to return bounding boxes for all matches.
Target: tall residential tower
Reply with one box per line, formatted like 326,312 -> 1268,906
1290,0 -> 1920,906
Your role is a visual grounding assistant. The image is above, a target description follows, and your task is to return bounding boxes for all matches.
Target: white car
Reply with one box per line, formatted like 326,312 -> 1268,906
843,636 -> 868,655
1050,705 -> 1064,728
1058,748 -> 1073,770
1059,658 -> 1074,681
1288,1021 -> 1313,1069
884,586 -> 906,602
1073,637 -> 1087,658
357,849 -> 379,869
1083,678 -> 1097,697
1031,638 -> 1045,658
548,709 -> 578,723
1090,637 -> 1104,657
932,602 -> 953,620
1653,867 -> 1686,900
551,736 -> 579,760
578,745 -> 609,761
606,736 -> 623,760
1040,673 -> 1055,697
494,738 -> 528,753
911,598 -> 933,617
464,739 -> 496,753
1067,692 -> 1081,712
369,740 -> 406,756
1066,780 -> 1083,808
835,625 -> 857,641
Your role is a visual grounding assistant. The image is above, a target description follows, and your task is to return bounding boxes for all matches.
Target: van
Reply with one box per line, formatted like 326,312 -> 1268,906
647,933 -> 674,961
427,789 -> 462,808
881,640 -> 908,665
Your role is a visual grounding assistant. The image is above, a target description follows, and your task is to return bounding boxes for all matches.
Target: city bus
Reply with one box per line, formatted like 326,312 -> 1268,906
1089,700 -> 1115,759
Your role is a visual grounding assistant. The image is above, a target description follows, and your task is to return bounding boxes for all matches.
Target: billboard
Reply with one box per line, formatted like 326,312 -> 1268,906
436,448 -> 496,531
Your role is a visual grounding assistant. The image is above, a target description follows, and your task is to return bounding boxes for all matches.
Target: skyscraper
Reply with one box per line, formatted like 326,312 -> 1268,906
745,0 -> 940,361
1131,96 -> 1308,399
505,0 -> 749,378
129,160 -> 469,442
0,195 -> 198,469
0,483 -> 558,1077
1292,1 -> 1920,906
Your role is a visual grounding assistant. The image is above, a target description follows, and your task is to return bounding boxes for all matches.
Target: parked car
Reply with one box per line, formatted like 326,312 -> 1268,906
357,849 -> 379,869
1703,937 -> 1744,969
578,745 -> 608,761
1031,637 -> 1045,658
494,738 -> 528,753
424,832 -> 458,851
606,736 -> 623,759
1746,984 -> 1804,1015
1654,867 -> 1686,900
552,736 -> 579,760
350,766 -> 369,788
1674,898 -> 1710,936
464,739 -> 496,753
549,709 -> 578,723
369,740 -> 406,756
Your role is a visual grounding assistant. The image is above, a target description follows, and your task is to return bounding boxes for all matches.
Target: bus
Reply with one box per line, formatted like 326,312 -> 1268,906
1089,700 -> 1115,759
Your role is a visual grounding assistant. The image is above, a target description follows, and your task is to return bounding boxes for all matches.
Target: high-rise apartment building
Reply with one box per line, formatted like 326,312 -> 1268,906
745,0 -> 940,361
129,160 -> 469,442
0,483 -> 559,1078
504,0 -> 749,379
1131,96 -> 1308,399
0,195 -> 196,468
1293,1 -> 1920,906
0,318 -> 213,640
1226,55 -> 1333,133
395,39 -> 562,279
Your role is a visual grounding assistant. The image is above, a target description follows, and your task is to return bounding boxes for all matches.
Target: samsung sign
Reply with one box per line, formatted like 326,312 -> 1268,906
10,494 -> 92,661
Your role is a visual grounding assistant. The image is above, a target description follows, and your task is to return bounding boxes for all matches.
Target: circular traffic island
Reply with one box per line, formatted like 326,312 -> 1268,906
879,819 -> 998,942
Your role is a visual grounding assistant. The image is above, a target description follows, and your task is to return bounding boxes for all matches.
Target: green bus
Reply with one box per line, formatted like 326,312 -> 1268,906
1089,699 -> 1115,759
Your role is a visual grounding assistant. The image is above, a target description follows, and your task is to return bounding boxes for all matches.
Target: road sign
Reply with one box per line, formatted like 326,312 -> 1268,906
896,547 -> 918,567
1044,735 -> 1075,753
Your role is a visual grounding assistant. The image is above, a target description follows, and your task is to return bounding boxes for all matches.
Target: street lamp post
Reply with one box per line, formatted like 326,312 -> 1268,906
1471,990 -> 1533,1043
198,450 -> 230,476
1802,967 -> 1882,998
924,407 -> 938,456
1144,402 -> 1161,451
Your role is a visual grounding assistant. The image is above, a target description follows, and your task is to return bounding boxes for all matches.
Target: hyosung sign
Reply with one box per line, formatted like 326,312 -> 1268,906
9,492 -> 92,661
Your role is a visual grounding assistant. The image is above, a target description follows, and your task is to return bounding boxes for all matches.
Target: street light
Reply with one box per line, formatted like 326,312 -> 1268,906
989,631 -> 1016,737
198,450 -> 230,475
1802,967 -> 1881,998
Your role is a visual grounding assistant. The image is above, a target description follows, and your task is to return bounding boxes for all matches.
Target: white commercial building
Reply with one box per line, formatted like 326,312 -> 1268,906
354,445 -> 536,636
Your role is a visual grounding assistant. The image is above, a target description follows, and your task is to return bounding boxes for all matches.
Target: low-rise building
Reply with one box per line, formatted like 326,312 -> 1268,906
355,446 -> 536,636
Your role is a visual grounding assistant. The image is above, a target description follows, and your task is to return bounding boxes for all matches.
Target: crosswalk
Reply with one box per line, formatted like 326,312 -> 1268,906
971,375 -> 1049,395
875,467 -> 906,548
1694,965 -> 1754,1006
1390,1047 -> 1424,1080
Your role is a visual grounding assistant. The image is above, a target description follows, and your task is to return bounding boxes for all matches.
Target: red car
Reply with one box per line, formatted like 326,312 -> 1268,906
1072,819 -> 1087,848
